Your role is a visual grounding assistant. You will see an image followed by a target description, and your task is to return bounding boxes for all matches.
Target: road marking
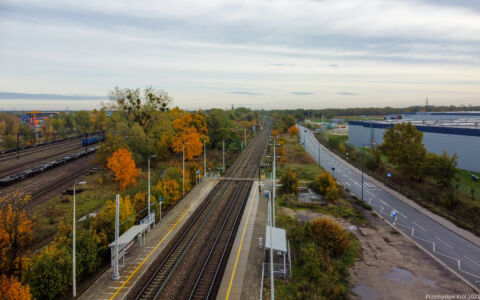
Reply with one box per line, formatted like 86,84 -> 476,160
435,236 -> 453,249
465,255 -> 480,268
412,221 -> 427,231
109,181 -> 215,299
225,182 -> 258,300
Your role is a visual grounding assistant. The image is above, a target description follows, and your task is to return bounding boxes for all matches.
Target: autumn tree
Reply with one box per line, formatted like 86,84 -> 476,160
380,122 -> 426,180
288,125 -> 299,135
0,193 -> 33,277
107,148 -> 141,190
171,112 -> 209,160
280,168 -> 299,195
0,274 -> 31,300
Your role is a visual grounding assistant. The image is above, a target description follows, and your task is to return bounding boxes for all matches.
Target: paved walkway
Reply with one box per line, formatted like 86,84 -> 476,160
217,181 -> 267,300
79,177 -> 218,300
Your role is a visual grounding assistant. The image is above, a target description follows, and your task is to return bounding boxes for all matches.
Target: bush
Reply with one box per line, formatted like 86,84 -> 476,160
311,172 -> 335,195
23,244 -> 71,300
280,168 -> 299,195
326,184 -> 340,201
307,218 -> 350,256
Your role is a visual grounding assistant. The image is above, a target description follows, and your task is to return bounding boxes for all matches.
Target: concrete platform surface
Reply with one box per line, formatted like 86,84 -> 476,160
217,180 -> 268,300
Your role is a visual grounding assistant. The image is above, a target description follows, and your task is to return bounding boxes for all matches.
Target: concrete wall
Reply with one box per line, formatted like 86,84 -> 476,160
348,122 -> 480,172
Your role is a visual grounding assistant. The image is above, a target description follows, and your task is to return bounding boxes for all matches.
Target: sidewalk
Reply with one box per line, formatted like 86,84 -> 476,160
217,181 -> 267,300
79,177 -> 218,300
312,130 -> 480,248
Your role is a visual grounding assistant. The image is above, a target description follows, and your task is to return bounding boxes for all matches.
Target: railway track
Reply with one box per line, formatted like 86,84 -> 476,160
0,140 -> 86,178
132,124 -> 270,300
0,136 -> 83,161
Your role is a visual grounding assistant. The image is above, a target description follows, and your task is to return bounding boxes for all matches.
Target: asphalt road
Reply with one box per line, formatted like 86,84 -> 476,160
298,125 -> 480,292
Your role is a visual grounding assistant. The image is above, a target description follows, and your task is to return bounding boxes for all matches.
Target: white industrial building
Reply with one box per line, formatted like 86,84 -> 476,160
348,117 -> 480,172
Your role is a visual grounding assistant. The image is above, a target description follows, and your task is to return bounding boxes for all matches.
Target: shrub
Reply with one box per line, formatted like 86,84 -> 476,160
311,172 -> 335,195
326,184 -> 340,202
23,244 -> 71,300
280,168 -> 299,195
307,218 -> 350,256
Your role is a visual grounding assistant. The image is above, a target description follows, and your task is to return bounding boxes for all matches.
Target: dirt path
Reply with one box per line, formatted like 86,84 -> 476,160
350,210 -> 474,299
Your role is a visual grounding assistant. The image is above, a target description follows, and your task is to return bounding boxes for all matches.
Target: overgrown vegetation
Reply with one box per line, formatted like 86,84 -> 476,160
274,214 -> 360,299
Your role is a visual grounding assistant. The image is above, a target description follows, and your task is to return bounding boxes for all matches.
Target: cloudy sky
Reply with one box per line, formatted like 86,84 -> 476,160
0,0 -> 479,110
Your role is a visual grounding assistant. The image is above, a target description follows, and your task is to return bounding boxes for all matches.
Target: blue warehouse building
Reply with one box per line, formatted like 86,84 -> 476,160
348,115 -> 480,172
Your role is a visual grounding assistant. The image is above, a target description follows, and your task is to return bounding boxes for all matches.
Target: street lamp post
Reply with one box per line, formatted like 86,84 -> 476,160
361,143 -> 375,201
148,155 -> 157,227
183,143 -> 189,197
73,181 -> 86,298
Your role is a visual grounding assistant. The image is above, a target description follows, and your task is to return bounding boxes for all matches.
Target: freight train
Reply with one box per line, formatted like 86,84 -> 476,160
0,146 -> 99,186
82,134 -> 105,146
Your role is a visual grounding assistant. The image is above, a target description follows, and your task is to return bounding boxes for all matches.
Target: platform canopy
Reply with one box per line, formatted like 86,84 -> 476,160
265,226 -> 287,253
108,224 -> 148,249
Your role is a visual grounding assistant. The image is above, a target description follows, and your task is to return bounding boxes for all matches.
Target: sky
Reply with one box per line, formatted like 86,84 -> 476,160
0,0 -> 479,110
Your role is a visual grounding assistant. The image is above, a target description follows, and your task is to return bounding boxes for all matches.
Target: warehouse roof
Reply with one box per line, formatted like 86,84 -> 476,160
349,119 -> 480,137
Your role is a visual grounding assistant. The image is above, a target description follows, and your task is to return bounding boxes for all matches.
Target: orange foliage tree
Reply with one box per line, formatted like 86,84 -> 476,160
171,113 -> 209,160
272,129 -> 279,137
0,193 -> 33,277
0,274 -> 31,300
107,148 -> 141,190
288,125 -> 299,135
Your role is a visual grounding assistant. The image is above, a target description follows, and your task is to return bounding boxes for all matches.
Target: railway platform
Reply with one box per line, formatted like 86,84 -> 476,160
78,176 -> 219,300
217,180 -> 268,300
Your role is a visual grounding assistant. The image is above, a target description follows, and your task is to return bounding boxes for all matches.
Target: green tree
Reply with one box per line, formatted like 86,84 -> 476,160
108,86 -> 172,133
279,168 -> 299,195
23,243 -> 71,300
73,111 -> 91,135
380,123 -> 426,180
422,151 -> 458,188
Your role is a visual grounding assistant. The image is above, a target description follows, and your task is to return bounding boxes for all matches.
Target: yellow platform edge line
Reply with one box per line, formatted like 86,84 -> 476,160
110,181 -> 215,299
225,181 -> 258,300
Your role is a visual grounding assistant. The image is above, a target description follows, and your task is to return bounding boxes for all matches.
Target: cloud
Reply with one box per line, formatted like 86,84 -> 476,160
0,0 -> 480,109
0,92 -> 107,100
230,91 -> 262,96
338,92 -> 357,96
291,92 -> 314,96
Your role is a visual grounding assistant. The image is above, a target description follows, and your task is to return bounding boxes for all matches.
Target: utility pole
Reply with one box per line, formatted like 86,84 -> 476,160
244,127 -> 247,148
148,155 -> 157,226
112,194 -> 120,280
273,138 -> 276,227
204,142 -> 207,178
72,181 -> 86,297
269,191 -> 275,300
222,140 -> 225,172
16,133 -> 19,159
182,143 -> 189,196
